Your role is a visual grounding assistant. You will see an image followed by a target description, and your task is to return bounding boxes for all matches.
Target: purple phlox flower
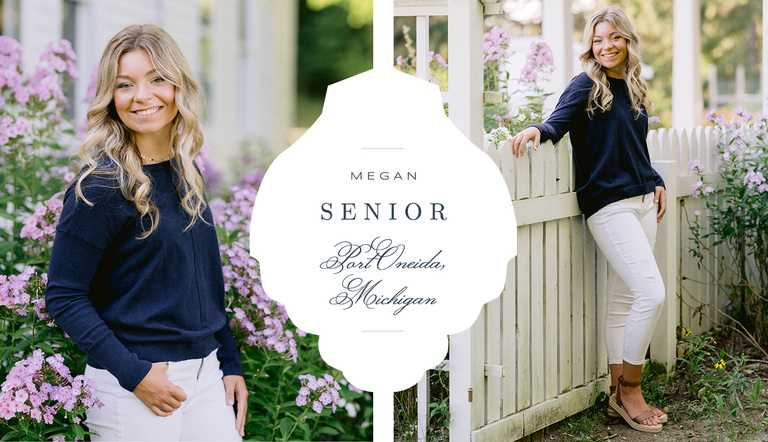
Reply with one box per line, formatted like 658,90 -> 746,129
688,159 -> 706,175
648,116 -> 661,124
518,66 -> 537,87
0,348 -> 100,424
295,372 -> 342,414
434,53 -> 447,68
732,106 -> 752,124
758,183 -> 768,193
705,109 -> 717,123
690,180 -> 703,198
694,210 -> 701,216
19,191 -> 64,255
347,382 -> 365,394
319,391 -> 333,405
744,171 -> 766,189
518,40 -> 554,90
222,241 -> 298,361
84,64 -> 98,103
483,26 -> 511,64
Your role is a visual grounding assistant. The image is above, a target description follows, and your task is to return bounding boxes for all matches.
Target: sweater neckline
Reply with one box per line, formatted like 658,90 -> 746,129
142,160 -> 171,172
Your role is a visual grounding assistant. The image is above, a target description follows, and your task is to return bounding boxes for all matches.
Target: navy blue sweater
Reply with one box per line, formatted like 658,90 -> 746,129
46,160 -> 242,392
530,72 -> 664,218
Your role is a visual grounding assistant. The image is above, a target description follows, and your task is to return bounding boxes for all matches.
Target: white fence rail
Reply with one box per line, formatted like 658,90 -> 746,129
414,127 -> 730,441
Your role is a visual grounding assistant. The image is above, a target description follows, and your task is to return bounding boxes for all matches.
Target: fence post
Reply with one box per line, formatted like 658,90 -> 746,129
650,160 -> 679,374
417,371 -> 429,442
448,0 -> 485,441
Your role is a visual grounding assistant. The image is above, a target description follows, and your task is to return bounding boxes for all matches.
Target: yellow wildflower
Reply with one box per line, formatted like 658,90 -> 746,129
714,359 -> 726,369
710,337 -> 717,344
682,328 -> 691,337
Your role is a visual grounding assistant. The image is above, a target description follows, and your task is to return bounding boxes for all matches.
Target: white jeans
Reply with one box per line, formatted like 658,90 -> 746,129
587,193 -> 665,365
84,349 -> 241,441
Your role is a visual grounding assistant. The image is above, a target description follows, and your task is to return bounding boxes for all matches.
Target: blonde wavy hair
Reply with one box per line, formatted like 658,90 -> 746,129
579,7 -> 653,118
75,24 -> 207,239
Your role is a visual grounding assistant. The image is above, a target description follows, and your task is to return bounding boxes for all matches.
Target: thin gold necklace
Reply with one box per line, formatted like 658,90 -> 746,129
139,152 -> 170,164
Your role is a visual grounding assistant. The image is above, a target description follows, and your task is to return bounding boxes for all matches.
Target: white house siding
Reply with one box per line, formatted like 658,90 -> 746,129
19,0 -> 63,70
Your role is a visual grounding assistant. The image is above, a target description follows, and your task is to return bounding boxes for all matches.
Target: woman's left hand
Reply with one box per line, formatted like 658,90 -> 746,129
223,375 -> 248,437
654,186 -> 666,223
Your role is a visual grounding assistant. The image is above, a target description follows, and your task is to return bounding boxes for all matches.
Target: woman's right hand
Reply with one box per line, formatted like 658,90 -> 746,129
510,127 -> 541,157
133,362 -> 187,417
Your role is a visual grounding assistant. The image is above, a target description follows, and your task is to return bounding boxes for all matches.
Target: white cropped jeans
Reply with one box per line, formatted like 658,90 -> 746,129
587,193 -> 666,365
84,349 -> 241,441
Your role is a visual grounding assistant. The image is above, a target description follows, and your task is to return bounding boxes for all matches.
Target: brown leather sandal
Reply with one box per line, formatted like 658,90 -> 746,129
606,385 -> 667,423
608,376 -> 663,433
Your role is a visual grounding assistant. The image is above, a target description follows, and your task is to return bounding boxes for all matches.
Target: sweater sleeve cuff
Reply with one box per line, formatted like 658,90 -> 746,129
527,123 -> 552,143
215,322 -> 244,377
89,338 -> 153,391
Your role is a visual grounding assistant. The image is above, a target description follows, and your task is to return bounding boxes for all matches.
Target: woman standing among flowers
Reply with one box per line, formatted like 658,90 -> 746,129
46,24 -> 246,440
510,6 -> 666,433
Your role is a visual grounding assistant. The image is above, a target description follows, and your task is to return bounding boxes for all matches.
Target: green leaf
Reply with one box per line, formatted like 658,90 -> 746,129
278,416 -> 293,440
315,426 -> 340,436
73,424 -> 86,439
296,420 -> 312,438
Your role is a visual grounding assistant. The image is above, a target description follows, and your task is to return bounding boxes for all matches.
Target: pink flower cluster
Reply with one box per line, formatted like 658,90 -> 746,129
1,36 -> 78,149
518,40 -> 554,91
295,373 -> 341,414
0,349 -> 101,425
690,180 -> 714,199
688,159 -> 706,175
426,51 -> 448,85
20,191 -> 64,255
211,182 -> 259,236
483,26 -> 511,64
0,37 -> 77,109
220,241 -> 303,362
24,40 -> 78,104
0,115 -> 28,146
0,267 -> 54,325
704,109 -> 727,127
743,171 -> 768,192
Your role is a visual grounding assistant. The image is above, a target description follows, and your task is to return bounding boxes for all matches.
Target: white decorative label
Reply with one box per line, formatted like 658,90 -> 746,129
250,69 -> 516,392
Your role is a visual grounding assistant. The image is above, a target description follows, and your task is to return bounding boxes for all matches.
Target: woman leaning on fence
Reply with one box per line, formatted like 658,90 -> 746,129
45,24 -> 247,440
510,6 -> 667,434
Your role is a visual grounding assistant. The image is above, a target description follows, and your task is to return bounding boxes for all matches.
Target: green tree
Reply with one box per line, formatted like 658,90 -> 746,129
296,0 -> 373,126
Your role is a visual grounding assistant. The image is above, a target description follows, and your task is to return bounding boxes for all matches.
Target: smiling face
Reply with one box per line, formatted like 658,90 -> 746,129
591,21 -> 628,79
113,49 -> 178,147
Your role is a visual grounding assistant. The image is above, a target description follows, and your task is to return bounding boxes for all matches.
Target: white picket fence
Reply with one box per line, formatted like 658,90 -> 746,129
414,126 -> 730,441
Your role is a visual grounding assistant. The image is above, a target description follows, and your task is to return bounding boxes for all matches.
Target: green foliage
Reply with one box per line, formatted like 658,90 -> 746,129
297,1 -> 372,100
306,0 -> 373,29
0,276 -> 92,441
676,328 -> 766,419
427,365 -> 450,431
561,405 -> 615,442
689,109 -> 768,348
394,366 -> 449,442
239,342 -> 372,441
0,105 -> 74,276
